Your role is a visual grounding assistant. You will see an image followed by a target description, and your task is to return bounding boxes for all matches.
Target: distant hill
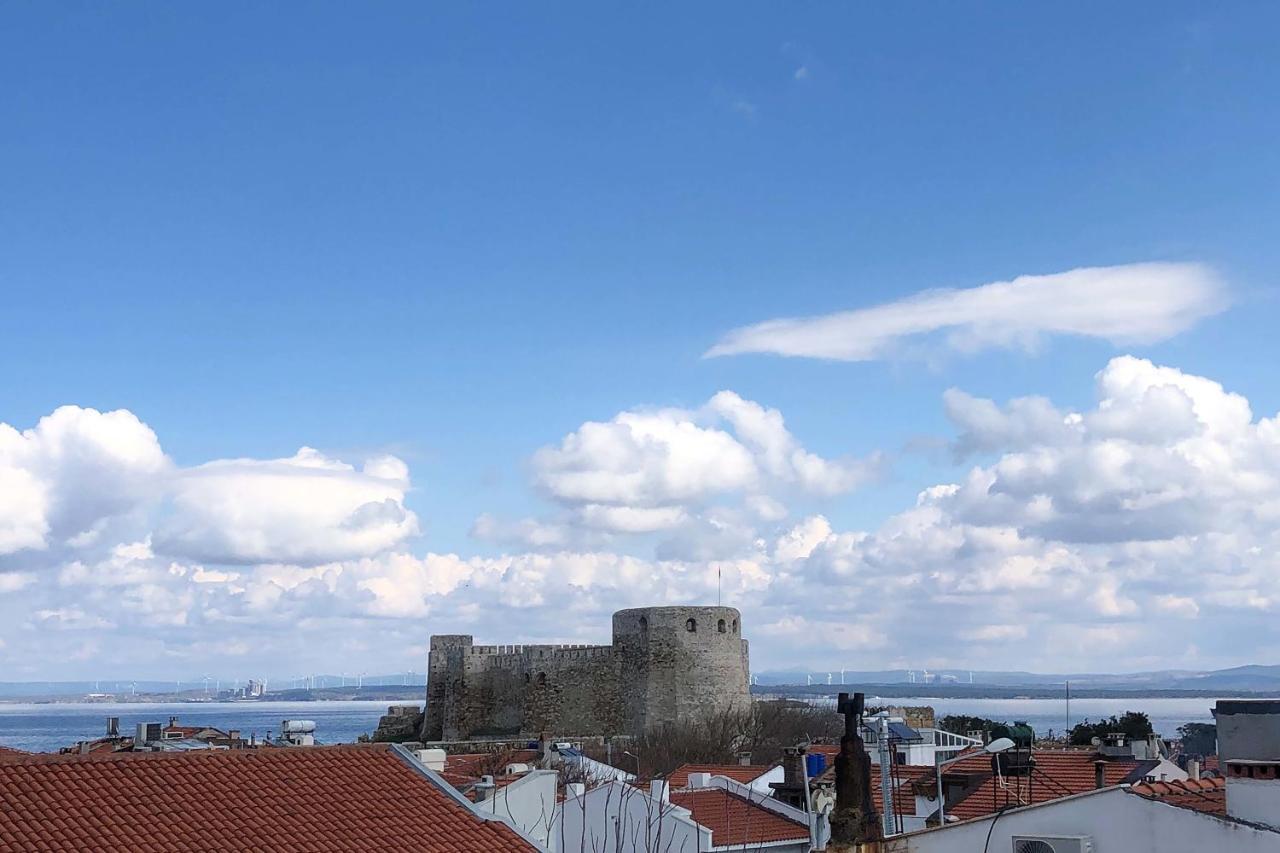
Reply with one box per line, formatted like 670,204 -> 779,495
753,664 -> 1280,693
0,673 -> 427,701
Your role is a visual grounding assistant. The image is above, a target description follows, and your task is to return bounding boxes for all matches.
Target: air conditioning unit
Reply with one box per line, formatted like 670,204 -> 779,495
1012,836 -> 1093,853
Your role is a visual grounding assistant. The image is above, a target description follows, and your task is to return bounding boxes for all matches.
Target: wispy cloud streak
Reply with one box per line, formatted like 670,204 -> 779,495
706,262 -> 1226,362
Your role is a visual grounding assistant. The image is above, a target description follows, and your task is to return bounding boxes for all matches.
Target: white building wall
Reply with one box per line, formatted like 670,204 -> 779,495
1145,756 -> 1189,782
1227,778 -> 1280,830
748,764 -> 785,793
474,770 -> 559,850
882,787 -> 1280,853
553,781 -> 709,853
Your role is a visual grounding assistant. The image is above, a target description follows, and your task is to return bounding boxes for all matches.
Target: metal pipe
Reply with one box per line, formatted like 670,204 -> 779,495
878,716 -> 895,837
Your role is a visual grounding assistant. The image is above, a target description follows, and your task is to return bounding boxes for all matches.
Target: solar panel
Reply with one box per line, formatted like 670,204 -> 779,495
888,722 -> 923,742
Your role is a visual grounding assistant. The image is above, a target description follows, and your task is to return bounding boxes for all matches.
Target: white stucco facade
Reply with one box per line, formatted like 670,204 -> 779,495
473,769 -> 560,850
552,776 -> 816,853
881,786 -> 1280,853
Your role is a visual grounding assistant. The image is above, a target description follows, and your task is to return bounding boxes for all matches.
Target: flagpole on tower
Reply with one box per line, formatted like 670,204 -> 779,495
717,566 -> 721,606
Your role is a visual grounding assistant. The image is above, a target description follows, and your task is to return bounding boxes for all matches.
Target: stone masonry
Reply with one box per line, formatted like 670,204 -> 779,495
420,606 -> 751,741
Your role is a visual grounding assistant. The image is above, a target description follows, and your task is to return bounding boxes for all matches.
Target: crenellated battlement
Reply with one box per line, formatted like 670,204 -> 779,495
467,644 -> 616,673
466,642 -> 610,657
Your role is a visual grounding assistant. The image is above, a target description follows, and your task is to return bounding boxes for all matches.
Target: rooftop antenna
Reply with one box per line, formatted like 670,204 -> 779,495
1065,680 -> 1071,732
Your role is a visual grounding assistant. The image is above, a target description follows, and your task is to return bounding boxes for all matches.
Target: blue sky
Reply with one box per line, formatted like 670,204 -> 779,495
2,2 -> 1279,679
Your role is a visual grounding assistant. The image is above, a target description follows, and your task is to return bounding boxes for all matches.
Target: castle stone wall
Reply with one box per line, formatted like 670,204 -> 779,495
420,606 -> 750,741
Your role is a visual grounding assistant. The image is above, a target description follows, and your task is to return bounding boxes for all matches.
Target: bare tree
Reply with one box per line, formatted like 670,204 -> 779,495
629,700 -> 841,778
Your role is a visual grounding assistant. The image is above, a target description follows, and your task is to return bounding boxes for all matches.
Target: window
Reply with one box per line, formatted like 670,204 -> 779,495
524,673 -> 531,684
639,616 -> 648,632
717,619 -> 726,633
537,672 -> 547,686
685,618 -> 697,632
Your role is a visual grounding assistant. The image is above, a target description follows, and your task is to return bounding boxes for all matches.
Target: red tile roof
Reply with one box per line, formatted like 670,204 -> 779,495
440,750 -> 542,794
943,750 -> 1158,821
0,743 -> 537,851
445,749 -> 540,776
1131,776 -> 1227,815
666,762 -> 773,788
669,788 -> 809,848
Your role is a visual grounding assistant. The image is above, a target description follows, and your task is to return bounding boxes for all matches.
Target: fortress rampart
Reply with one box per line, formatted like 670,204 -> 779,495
421,606 -> 750,741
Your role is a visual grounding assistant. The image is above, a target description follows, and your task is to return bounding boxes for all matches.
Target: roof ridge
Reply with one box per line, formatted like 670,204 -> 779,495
3,742 -> 391,764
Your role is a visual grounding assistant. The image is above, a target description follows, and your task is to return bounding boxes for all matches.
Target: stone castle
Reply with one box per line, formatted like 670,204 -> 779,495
421,606 -> 751,740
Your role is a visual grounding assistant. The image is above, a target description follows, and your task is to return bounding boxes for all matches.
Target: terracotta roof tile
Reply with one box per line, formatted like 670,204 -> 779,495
669,788 -> 808,847
666,763 -> 772,788
1131,776 -> 1227,815
0,743 -> 537,851
943,750 -> 1159,822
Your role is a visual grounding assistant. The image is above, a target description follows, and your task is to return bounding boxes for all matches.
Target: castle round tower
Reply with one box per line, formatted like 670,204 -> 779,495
613,606 -> 751,732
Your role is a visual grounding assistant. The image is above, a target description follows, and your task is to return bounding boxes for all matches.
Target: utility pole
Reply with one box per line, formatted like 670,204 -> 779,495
878,716 -> 895,837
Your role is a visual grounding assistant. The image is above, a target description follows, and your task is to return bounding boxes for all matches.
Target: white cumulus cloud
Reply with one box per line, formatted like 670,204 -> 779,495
0,406 -> 168,555
527,392 -> 877,539
154,447 -> 418,565
8,354 -> 1280,677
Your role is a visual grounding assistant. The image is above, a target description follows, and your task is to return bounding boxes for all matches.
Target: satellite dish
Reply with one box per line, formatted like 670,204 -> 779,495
985,737 -> 1016,754
1091,736 -> 1102,747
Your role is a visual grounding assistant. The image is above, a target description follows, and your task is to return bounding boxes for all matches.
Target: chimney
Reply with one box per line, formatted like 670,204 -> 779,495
228,730 -> 240,741
474,775 -> 496,803
106,717 -> 119,737
688,772 -> 712,789
1094,760 -> 1107,789
737,751 -> 753,766
1188,758 -> 1201,781
415,748 -> 447,773
169,717 -> 179,727
650,779 -> 670,804
782,746 -> 805,788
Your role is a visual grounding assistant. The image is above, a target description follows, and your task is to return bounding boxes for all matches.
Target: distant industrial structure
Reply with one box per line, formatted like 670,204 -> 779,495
421,606 -> 750,740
